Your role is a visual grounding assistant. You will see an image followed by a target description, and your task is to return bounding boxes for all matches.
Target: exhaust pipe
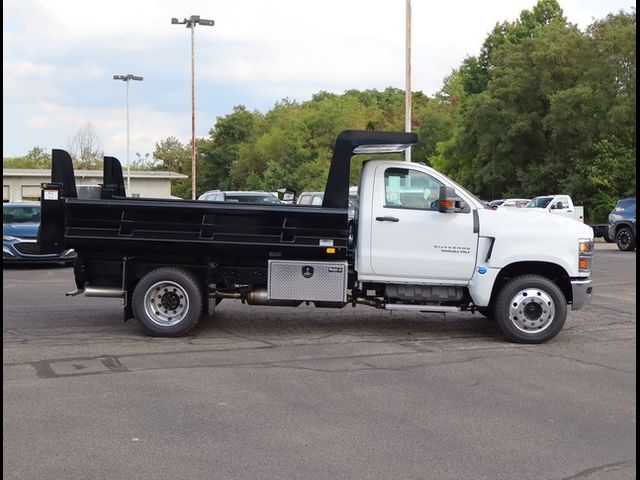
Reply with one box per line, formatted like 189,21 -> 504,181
245,289 -> 302,307
348,296 -> 384,308
212,289 -> 302,307
84,286 -> 124,298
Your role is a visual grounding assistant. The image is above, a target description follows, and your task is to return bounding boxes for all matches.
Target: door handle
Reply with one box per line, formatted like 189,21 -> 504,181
376,216 -> 399,222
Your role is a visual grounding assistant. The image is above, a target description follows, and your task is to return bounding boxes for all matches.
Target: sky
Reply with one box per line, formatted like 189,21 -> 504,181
3,0 -> 634,164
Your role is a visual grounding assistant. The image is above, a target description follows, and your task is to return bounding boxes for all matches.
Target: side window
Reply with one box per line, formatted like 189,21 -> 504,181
299,195 -> 311,205
311,195 -> 323,206
384,167 -> 443,211
559,196 -> 570,209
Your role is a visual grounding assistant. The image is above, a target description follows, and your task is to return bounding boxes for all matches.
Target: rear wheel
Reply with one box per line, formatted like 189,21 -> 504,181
603,231 -> 614,243
494,275 -> 567,344
616,226 -> 636,251
132,267 -> 203,336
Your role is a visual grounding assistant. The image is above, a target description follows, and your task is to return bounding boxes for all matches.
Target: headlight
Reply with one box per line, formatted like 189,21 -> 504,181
3,235 -> 21,242
578,238 -> 593,273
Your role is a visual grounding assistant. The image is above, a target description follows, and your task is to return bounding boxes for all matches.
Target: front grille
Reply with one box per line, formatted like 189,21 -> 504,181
14,242 -> 41,255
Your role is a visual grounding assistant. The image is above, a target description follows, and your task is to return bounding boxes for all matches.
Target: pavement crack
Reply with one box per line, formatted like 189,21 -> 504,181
560,460 -> 635,480
521,349 -> 633,374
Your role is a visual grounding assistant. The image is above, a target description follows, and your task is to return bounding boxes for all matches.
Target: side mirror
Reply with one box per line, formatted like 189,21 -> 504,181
438,186 -> 463,213
277,188 -> 296,203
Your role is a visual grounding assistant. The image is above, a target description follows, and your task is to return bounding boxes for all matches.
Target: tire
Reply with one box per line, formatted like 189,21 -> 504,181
616,226 -> 636,251
603,231 -> 614,243
132,267 -> 203,337
494,275 -> 567,344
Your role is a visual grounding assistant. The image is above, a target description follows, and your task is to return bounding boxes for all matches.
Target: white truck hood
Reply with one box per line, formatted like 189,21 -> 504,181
476,207 -> 593,277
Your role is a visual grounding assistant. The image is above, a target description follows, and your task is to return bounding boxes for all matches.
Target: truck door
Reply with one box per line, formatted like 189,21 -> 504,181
368,165 -> 478,282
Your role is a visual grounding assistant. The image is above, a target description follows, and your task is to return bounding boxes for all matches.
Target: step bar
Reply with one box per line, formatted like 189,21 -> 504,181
385,304 -> 460,313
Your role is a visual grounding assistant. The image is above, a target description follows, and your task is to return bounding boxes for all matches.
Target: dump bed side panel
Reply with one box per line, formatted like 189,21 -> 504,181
45,196 -> 348,264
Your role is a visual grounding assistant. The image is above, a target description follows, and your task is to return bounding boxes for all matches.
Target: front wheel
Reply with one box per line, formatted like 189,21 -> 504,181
494,275 -> 567,344
132,267 -> 203,336
616,226 -> 636,251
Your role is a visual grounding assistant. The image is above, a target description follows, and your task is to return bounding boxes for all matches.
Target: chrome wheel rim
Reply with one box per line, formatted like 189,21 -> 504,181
143,281 -> 189,327
508,288 -> 555,334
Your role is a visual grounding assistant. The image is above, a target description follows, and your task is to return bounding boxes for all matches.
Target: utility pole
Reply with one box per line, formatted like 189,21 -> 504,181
405,0 -> 412,162
171,15 -> 215,199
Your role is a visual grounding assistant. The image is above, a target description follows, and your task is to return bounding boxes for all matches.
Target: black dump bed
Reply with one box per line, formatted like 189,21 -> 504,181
43,195 -> 349,263
39,130 -> 417,271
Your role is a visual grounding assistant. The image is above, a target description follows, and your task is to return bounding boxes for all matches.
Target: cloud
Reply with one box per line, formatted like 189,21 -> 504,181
3,0 -> 634,160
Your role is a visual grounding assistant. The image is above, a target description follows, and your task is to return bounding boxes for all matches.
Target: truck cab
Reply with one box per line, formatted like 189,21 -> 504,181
353,160 -> 594,336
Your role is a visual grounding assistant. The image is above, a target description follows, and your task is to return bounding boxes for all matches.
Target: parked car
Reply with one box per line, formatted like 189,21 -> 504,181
198,190 -> 281,204
297,187 -> 359,217
296,191 -> 324,206
497,198 -> 531,209
608,196 -> 636,251
488,199 -> 505,209
3,203 -> 77,265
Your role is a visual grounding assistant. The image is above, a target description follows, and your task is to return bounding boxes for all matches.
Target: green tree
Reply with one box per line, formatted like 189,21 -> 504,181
198,105 -> 261,195
152,137 -> 191,198
3,147 -> 51,168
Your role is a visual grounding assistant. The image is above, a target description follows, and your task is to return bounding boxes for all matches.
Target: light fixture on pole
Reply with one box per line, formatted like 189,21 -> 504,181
171,15 -> 215,200
113,74 -> 144,194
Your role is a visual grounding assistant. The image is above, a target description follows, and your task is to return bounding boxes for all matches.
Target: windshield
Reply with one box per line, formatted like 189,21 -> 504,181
3,205 -> 41,223
526,197 -> 553,208
225,194 -> 280,204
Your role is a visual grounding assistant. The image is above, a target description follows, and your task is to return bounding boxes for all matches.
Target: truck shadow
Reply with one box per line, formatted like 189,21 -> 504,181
193,303 -> 505,344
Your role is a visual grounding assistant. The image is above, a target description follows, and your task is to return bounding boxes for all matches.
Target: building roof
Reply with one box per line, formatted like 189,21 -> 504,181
2,168 -> 188,180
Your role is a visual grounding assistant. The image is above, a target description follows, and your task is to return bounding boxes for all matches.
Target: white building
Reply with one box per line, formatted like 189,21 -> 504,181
3,169 -> 188,202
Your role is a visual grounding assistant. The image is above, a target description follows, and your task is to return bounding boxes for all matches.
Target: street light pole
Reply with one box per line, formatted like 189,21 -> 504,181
113,74 -> 143,194
171,15 -> 215,200
405,0 -> 412,162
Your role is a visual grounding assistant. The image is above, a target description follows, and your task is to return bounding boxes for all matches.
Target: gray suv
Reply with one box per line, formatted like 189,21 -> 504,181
608,196 -> 636,251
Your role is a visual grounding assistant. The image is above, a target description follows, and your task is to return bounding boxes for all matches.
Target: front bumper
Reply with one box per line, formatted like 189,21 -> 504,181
3,241 -> 77,264
571,278 -> 593,310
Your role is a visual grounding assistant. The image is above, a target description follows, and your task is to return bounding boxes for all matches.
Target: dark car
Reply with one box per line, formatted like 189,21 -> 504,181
3,203 -> 77,265
608,196 -> 636,251
197,190 -> 281,204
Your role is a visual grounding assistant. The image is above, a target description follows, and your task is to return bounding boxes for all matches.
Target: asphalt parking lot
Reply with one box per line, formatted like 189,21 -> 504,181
3,240 -> 636,480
